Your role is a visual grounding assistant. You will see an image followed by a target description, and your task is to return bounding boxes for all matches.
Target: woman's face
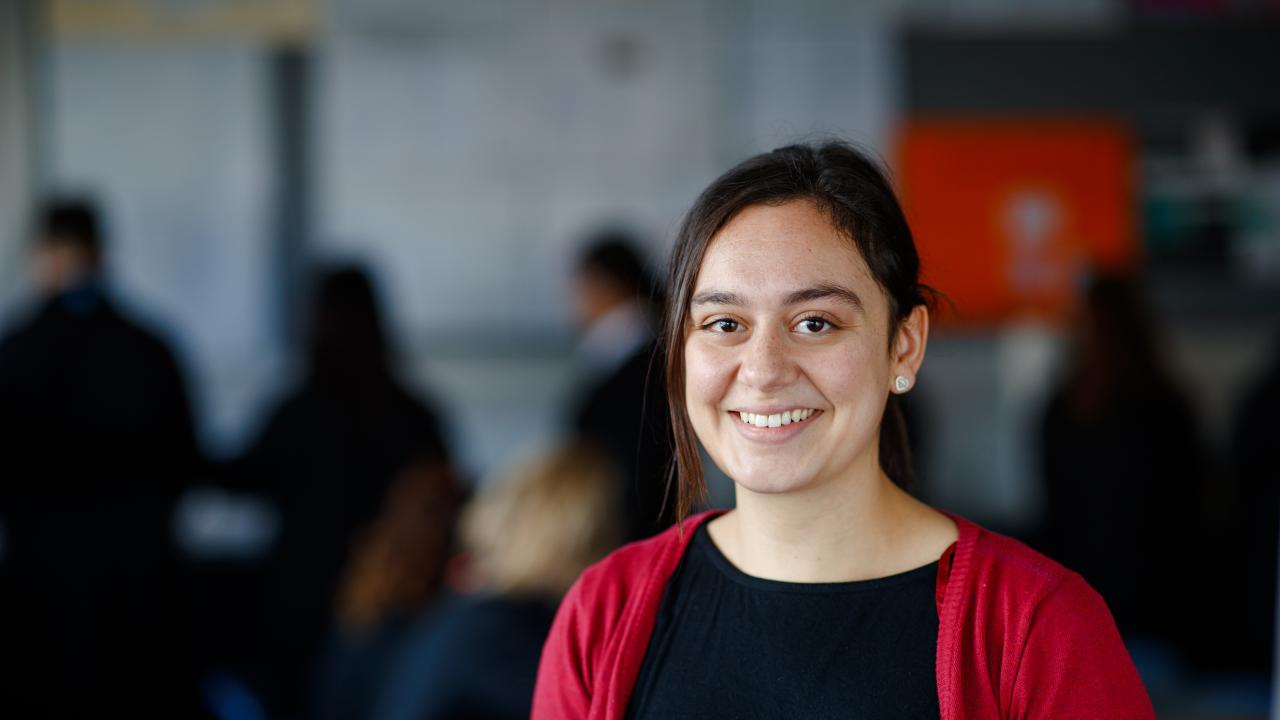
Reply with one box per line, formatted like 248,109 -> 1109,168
684,199 -> 922,497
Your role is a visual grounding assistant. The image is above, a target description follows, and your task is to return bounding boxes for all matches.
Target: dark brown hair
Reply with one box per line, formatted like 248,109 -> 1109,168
662,141 -> 934,522
336,458 -> 460,632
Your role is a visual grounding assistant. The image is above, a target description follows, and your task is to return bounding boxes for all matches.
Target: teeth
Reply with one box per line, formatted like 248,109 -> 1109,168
738,409 -> 815,427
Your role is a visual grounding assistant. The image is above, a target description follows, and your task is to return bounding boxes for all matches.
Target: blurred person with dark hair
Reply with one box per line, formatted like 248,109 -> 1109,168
1228,328 -> 1280,678
0,197 -> 203,715
1039,273 -> 1205,661
372,439 -> 622,720
233,264 -> 450,719
569,230 -> 673,541
313,459 -> 462,720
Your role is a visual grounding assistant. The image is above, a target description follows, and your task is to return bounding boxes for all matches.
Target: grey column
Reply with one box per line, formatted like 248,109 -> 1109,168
0,0 -> 39,313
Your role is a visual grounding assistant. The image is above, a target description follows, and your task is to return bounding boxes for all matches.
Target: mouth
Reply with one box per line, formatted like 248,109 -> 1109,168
732,408 -> 821,429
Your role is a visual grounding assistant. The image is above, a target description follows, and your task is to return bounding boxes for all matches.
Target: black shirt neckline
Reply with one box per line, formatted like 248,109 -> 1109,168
692,522 -> 940,595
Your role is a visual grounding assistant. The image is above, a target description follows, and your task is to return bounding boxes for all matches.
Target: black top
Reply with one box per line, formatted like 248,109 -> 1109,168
1039,382 -> 1203,647
234,360 -> 449,718
0,286 -> 203,715
626,524 -> 941,720
570,340 -> 674,541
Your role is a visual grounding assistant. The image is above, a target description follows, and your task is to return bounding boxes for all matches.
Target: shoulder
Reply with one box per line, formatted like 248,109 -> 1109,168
947,516 -> 1108,644
113,309 -> 179,360
91,301 -> 185,371
968,533 -> 1121,655
553,514 -> 709,655
941,518 -> 1153,717
540,514 -> 706,663
534,518 -> 699,718
0,305 -> 52,359
0,318 -> 35,365
968,523 -> 1075,589
562,522 -> 686,623
967,530 -> 1154,716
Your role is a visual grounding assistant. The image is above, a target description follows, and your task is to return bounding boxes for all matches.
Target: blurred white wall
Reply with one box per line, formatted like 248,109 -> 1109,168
44,42 -> 280,455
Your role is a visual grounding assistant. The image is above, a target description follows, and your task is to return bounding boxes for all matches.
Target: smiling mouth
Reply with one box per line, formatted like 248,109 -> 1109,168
734,408 -> 820,429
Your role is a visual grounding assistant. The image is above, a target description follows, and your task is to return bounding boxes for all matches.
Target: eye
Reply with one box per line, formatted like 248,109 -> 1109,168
794,316 -> 836,335
701,318 -> 741,333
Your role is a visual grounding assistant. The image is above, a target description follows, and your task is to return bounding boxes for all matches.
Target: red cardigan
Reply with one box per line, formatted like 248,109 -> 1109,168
533,510 -> 1155,719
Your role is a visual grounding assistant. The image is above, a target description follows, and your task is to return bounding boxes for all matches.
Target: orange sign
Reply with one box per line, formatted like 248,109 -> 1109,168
896,120 -> 1137,326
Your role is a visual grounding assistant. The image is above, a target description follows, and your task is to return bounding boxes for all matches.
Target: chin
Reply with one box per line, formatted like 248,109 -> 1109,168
723,460 -> 819,496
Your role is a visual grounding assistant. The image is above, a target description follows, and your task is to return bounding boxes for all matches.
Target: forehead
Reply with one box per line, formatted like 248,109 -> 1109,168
695,200 -> 880,299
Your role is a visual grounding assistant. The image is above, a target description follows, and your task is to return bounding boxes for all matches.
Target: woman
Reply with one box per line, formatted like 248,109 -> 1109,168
1039,274 -> 1203,659
314,458 -> 460,720
235,265 -> 450,717
372,439 -> 622,720
532,142 -> 1155,719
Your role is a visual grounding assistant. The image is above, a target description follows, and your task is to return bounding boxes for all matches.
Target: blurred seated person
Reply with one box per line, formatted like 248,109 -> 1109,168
314,459 -> 462,720
1039,273 -> 1204,660
234,264 -> 451,719
372,439 -> 622,720
0,197 -> 202,715
569,231 -> 673,540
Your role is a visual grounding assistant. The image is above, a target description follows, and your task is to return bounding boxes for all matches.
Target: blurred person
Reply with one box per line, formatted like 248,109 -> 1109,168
1228,328 -> 1280,677
534,142 -> 1154,718
233,264 -> 451,719
0,197 -> 204,716
373,439 -> 622,720
569,231 -> 673,541
1038,274 -> 1204,662
314,459 -> 461,720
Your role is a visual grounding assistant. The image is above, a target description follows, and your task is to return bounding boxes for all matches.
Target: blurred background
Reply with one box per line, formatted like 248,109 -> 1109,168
1,0 -> 1278,718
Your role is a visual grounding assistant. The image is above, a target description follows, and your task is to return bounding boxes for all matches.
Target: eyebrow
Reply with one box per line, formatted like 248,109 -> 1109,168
691,284 -> 865,313
784,284 -> 865,313
690,290 -> 745,306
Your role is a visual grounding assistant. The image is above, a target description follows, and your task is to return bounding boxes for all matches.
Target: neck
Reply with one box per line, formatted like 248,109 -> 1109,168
708,460 -> 953,583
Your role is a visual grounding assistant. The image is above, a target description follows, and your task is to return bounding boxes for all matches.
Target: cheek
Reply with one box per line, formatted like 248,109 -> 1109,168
683,340 -> 733,415
811,344 -> 891,405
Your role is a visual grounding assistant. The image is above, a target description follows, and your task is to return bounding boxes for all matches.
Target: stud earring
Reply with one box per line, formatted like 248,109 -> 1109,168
894,375 -> 911,393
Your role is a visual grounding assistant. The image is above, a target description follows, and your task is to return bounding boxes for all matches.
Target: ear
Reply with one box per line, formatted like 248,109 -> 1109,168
890,304 -> 929,392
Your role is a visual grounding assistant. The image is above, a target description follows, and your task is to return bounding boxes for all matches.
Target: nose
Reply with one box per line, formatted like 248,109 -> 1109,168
737,326 -> 797,392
